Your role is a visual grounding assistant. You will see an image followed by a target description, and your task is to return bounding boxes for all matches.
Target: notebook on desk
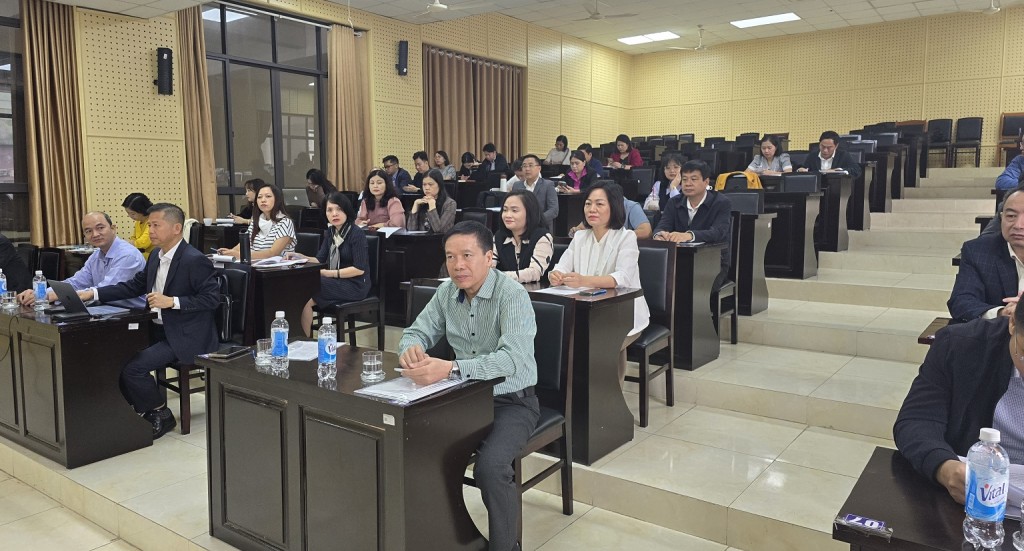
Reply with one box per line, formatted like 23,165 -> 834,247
49,280 -> 129,321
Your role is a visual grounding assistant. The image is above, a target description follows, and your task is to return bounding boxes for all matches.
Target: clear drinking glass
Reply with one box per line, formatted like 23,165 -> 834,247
1013,498 -> 1023,550
255,338 -> 272,366
361,350 -> 384,382
1,291 -> 16,309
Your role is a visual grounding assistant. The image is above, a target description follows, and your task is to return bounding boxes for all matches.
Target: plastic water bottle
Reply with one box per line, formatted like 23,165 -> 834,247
317,317 -> 337,380
32,270 -> 46,311
0,268 -> 8,296
270,311 -> 289,371
964,428 -> 1010,548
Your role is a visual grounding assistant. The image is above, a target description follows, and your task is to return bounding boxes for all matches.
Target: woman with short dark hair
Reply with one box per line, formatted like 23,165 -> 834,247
492,190 -> 552,283
122,192 -> 155,259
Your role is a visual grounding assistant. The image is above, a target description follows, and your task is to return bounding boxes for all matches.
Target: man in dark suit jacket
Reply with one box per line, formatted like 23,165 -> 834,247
948,188 -> 1024,322
472,142 -> 509,182
894,316 -> 1021,505
383,155 -> 412,195
510,154 -> 559,232
81,203 -> 220,438
0,233 -> 32,292
653,159 -> 733,289
797,130 -> 863,180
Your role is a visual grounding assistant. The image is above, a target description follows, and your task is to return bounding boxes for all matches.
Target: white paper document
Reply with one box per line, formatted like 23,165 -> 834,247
377,227 -> 401,238
252,256 -> 309,268
286,340 -> 319,361
355,376 -> 462,404
534,285 -> 587,296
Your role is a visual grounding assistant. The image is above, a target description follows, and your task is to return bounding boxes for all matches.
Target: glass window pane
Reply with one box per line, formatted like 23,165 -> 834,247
229,64 -> 274,186
202,4 -> 222,55
319,29 -> 327,72
279,73 -> 318,187
275,18 -> 317,70
224,10 -> 272,62
0,0 -> 18,19
207,59 -> 230,187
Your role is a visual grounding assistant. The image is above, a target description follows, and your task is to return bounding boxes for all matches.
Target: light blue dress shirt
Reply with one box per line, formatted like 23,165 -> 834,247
63,237 -> 146,308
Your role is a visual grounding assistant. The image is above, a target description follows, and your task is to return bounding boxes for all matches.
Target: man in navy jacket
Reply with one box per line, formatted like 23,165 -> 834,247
653,159 -> 733,289
81,203 -> 221,438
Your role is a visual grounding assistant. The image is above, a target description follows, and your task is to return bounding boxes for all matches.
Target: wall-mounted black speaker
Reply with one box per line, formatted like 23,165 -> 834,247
154,47 -> 173,95
396,40 -> 408,76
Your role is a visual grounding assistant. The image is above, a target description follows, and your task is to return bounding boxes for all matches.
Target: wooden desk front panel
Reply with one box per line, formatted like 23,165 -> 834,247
18,331 -> 59,451
0,316 -> 17,432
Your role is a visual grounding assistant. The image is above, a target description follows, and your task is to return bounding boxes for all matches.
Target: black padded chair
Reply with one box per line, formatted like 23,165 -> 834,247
16,243 -> 37,278
328,233 -> 384,350
781,172 -> 821,193
951,117 -> 984,167
704,137 -> 726,148
632,168 -> 655,201
712,279 -> 738,346
463,293 -> 576,544
457,207 -> 493,228
37,248 -> 64,280
723,173 -> 749,191
548,237 -> 571,276
847,150 -> 864,165
927,118 -> 953,167
626,241 -> 676,428
678,133 -> 695,144
405,279 -> 452,358
722,189 -> 765,215
787,150 -> 810,170
295,231 -> 321,257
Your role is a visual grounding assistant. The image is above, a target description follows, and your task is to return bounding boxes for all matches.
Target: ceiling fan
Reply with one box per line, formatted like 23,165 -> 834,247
669,25 -> 709,51
416,0 -> 488,19
978,0 -> 1002,14
574,0 -> 637,21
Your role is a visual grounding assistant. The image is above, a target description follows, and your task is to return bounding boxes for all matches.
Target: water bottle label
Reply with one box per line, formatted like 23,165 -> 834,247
966,470 -> 1008,522
34,281 -> 45,300
318,338 -> 337,363
0,279 -> 7,295
272,329 -> 288,356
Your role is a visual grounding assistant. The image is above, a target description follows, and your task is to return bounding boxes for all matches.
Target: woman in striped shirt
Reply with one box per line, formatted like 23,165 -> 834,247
218,181 -> 296,260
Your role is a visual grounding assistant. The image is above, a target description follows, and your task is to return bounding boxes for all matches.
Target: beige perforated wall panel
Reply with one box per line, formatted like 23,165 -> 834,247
591,46 -> 618,106
788,29 -> 857,96
370,21 -> 421,107
267,0 -> 303,13
561,37 -> 592,101
1001,76 -> 1024,111
527,90 -> 560,155
1004,8 -> 1024,76
679,49 -> 733,105
787,91 -> 852,147
728,39 -> 791,101
633,106 -> 681,136
927,13 -> 1003,81
591,103 -> 621,144
633,52 -> 678,108
680,102 -> 731,142
853,20 -> 926,88
924,79 -> 1000,142
527,26 -> 562,95
850,85 -> 924,129
487,15 -> 528,66
373,102 -> 422,162
729,99 -> 789,138
561,97 -> 591,146
75,9 -> 189,228
421,19 -> 473,53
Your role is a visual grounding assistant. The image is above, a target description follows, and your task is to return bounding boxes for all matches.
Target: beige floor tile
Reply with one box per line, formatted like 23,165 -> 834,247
835,357 -> 921,385
11,448 -> 64,500
695,379 -> 808,425
855,330 -> 926,363
735,346 -> 853,374
166,428 -> 208,450
118,506 -> 191,551
762,323 -> 858,356
626,392 -> 692,433
463,485 -> 591,551
189,533 -> 242,551
65,437 -> 208,503
776,427 -> 895,478
810,374 -> 911,410
657,407 -> 805,460
589,430 -> 653,470
806,398 -> 898,440
810,269 -> 909,286
121,474 -> 208,539
891,273 -> 956,290
727,508 -> 848,551
536,508 -> 727,551
0,478 -> 60,526
93,541 -> 141,551
698,360 -> 832,396
596,435 -> 771,507
862,308 -> 948,335
0,440 -> 12,475
0,469 -> 8,483
0,507 -> 116,550
730,462 -> 856,532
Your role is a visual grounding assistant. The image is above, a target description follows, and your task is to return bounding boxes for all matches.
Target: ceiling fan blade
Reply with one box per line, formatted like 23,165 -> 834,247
573,15 -> 596,21
583,1 -> 598,16
448,1 -> 489,10
604,13 -> 636,18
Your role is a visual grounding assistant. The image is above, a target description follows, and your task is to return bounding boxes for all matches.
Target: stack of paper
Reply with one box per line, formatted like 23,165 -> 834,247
252,256 -> 309,268
286,340 -> 319,361
355,377 -> 462,404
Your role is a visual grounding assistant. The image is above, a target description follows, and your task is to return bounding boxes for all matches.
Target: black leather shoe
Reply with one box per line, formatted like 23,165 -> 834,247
144,407 -> 176,439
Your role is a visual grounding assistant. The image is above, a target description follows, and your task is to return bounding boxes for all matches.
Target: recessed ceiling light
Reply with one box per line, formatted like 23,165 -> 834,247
618,31 -> 679,45
730,12 -> 800,28
618,36 -> 651,45
644,31 -> 680,41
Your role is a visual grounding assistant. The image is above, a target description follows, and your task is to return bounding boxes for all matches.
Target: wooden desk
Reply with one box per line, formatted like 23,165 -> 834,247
672,243 -> 727,370
382,230 -> 445,325
917,317 -> 950,345
553,193 -> 585,237
225,262 -> 322,344
200,348 -> 497,551
818,173 -> 853,253
833,447 -> 1020,550
898,135 -> 921,188
764,191 -> 822,279
0,307 -> 154,467
880,144 -> 907,200
867,151 -> 895,213
848,161 -> 874,231
731,212 -> 776,316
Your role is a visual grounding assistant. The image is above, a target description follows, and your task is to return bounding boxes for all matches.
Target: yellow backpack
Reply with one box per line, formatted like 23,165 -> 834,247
714,171 -> 763,190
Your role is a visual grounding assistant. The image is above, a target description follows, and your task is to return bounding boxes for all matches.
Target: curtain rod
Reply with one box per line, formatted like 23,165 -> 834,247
212,1 -> 335,30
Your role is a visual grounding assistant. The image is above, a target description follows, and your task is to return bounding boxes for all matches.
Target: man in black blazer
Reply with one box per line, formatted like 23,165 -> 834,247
948,188 -> 1024,322
797,130 -> 863,180
383,155 -> 413,195
81,203 -> 220,438
472,142 -> 509,181
0,233 -> 32,292
653,159 -> 733,289
894,315 -> 1021,505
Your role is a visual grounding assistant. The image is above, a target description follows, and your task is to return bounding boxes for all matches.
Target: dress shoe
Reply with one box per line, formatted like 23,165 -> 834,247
144,407 -> 176,439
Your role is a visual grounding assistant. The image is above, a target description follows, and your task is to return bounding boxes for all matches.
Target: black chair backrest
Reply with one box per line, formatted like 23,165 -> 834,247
928,118 -> 953,142
723,189 -> 765,214
704,137 -> 726,147
296,232 -> 321,257
211,272 -> 231,342
632,168 -> 655,198
711,141 -> 736,151
549,238 -> 570,275
787,150 -> 809,170
1000,114 -> 1024,142
724,173 -> 749,191
364,233 -> 381,296
661,134 -> 677,140
735,133 -> 759,147
646,138 -> 664,146
663,139 -> 679,151
37,249 -> 61,280
530,294 -> 574,413
406,279 -> 452,359
221,268 -> 248,344
633,136 -> 646,143
870,133 -> 898,146
848,140 -> 876,154
847,150 -> 864,165
782,172 -> 821,192
16,244 -> 36,276
956,117 -> 984,142
698,149 -> 719,175
457,207 -> 491,228
600,143 -> 616,159
840,134 -> 861,140
635,241 -> 676,326
679,133 -> 695,143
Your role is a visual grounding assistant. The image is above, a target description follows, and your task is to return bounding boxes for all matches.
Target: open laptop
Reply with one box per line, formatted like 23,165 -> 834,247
281,188 -> 310,207
49,280 -> 129,321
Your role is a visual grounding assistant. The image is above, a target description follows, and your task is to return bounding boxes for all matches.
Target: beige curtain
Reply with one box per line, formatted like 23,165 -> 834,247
423,46 -> 523,163
177,7 -> 217,220
22,0 -> 85,246
327,27 -> 372,192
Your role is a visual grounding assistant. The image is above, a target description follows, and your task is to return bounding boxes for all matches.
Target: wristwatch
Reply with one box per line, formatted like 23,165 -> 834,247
449,360 -> 461,380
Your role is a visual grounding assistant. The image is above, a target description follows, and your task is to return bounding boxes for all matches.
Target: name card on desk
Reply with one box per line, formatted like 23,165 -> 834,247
377,227 -> 401,238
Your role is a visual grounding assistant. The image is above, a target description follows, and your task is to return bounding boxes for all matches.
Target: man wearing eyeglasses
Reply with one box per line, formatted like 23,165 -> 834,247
382,155 -> 412,194
18,211 -> 145,308
510,154 -> 559,232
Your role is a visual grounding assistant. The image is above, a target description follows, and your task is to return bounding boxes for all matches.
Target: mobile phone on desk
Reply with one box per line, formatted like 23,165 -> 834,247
577,288 -> 607,297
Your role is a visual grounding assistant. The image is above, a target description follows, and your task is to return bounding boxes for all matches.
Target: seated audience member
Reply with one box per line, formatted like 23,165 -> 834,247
544,135 -> 572,165
746,135 -> 792,175
505,158 -> 524,188
218,181 -> 296,260
608,134 -> 643,169
644,152 -> 684,211
550,181 -> 649,382
797,130 -> 862,180
458,151 -> 478,180
408,151 -> 430,193
434,150 -> 458,181
285,193 -> 370,337
228,179 -> 258,224
948,188 -> 1024,322
570,183 -> 651,239
578,143 -> 605,178
305,168 -> 337,207
399,221 -> 539,551
81,203 -> 220,438
383,155 -> 413,193
894,311 -> 1024,505
0,233 -> 32,292
18,212 -> 145,308
406,169 -> 456,234
355,169 -> 405,229
996,136 -> 1024,190
472,143 -> 510,181
510,154 -> 558,231
654,159 -> 733,290
492,190 -> 553,283
122,192 -> 155,259
558,150 -> 595,193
